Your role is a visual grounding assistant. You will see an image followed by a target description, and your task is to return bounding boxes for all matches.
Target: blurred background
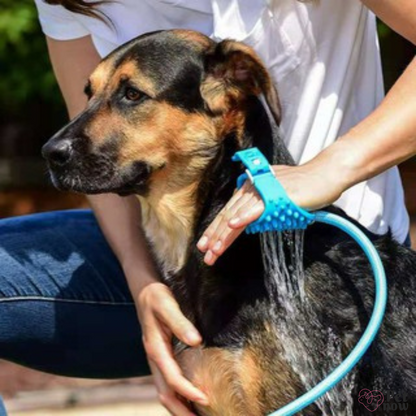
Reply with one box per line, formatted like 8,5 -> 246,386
0,1 -> 415,415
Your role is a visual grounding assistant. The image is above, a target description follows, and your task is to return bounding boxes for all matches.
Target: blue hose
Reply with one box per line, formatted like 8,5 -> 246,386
269,211 -> 388,416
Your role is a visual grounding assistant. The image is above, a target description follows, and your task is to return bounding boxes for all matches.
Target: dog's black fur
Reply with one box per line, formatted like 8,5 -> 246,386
43,30 -> 416,415
181,94 -> 416,415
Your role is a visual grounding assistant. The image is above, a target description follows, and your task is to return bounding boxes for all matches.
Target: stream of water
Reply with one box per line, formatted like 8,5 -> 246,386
260,230 -> 355,416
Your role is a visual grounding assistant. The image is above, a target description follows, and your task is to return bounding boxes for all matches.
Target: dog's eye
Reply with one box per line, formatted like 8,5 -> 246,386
125,87 -> 142,102
84,82 -> 93,99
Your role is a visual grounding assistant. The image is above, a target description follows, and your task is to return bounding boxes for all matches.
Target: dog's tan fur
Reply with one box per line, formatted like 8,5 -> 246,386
173,29 -> 213,50
177,327 -> 301,416
202,40 -> 281,126
138,182 -> 198,275
132,104 -> 218,275
178,347 -> 257,416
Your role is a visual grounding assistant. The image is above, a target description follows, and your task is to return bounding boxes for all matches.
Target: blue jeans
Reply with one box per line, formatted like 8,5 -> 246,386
404,233 -> 412,249
0,210 -> 150,414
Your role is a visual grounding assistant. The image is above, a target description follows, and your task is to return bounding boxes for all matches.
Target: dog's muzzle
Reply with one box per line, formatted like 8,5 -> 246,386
42,139 -> 74,167
42,137 -> 153,196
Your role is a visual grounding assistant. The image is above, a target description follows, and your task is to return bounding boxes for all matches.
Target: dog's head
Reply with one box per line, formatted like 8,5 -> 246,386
42,30 -> 281,196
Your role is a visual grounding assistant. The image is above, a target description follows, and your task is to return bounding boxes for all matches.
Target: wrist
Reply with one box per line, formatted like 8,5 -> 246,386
317,138 -> 366,192
122,257 -> 159,301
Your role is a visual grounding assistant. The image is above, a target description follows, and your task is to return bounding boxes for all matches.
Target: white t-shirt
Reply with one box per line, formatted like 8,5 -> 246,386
34,0 -> 410,243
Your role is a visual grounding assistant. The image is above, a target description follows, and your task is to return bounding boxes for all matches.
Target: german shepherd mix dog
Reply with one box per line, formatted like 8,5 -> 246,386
43,30 -> 416,415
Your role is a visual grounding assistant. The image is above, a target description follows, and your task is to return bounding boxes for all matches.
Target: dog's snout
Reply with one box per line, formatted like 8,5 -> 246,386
42,140 -> 73,166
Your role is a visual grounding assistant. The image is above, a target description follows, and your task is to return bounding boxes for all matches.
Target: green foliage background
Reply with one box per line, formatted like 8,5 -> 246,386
0,0 -> 63,112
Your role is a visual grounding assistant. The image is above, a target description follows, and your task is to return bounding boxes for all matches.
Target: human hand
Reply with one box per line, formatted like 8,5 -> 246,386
197,162 -> 345,266
137,282 -> 209,415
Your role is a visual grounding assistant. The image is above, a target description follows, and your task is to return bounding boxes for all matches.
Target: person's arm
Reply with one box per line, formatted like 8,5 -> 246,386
46,35 -> 208,415
198,0 -> 416,265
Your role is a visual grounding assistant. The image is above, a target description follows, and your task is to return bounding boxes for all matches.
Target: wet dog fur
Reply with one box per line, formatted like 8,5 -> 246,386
43,30 -> 416,415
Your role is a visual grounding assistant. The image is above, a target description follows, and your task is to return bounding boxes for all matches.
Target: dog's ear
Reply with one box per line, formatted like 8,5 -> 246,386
201,40 -> 281,125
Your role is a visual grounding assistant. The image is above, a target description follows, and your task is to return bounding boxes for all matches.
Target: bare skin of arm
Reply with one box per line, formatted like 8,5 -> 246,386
46,35 -> 208,416
198,0 -> 416,265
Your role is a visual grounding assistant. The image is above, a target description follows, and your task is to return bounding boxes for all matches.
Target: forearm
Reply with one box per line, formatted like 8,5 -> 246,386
316,57 -> 416,191
315,0 -> 416,190
89,194 -> 159,298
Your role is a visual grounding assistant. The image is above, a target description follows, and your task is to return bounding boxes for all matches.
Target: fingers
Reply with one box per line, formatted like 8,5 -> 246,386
227,199 -> 264,229
197,180 -> 265,266
202,195 -> 254,265
139,283 -> 202,347
203,226 -> 244,266
150,362 -> 197,416
155,294 -> 202,347
138,284 -> 208,406
144,316 -> 208,405
209,187 -> 256,244
204,200 -> 263,266
196,184 -> 249,252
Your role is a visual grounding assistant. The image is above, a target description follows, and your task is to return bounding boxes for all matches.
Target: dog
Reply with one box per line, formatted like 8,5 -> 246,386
42,30 -> 416,415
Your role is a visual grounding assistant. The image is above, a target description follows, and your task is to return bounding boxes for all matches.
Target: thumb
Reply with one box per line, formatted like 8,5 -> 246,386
156,296 -> 202,346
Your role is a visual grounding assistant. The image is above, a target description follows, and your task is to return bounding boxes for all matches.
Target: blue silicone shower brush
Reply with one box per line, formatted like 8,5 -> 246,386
232,148 -> 315,233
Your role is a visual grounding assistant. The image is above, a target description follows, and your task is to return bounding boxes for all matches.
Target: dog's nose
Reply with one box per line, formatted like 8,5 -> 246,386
42,140 -> 73,166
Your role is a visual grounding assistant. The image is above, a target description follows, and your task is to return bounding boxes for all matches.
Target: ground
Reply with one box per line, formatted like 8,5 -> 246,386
0,361 -> 166,415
